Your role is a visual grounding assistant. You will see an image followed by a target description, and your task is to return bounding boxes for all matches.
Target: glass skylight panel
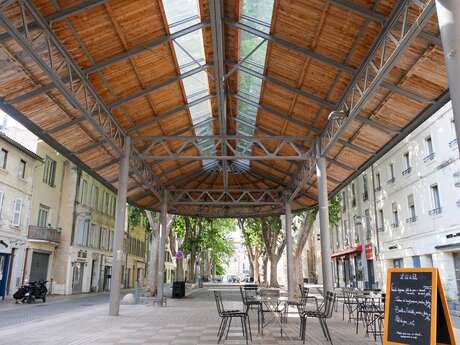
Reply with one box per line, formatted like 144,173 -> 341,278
235,0 -> 275,168
162,0 -> 216,167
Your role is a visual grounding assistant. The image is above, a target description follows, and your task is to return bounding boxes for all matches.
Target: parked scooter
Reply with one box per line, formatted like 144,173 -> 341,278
13,280 -> 48,304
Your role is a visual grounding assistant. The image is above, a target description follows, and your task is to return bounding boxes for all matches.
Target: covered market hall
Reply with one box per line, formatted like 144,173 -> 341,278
0,0 -> 459,344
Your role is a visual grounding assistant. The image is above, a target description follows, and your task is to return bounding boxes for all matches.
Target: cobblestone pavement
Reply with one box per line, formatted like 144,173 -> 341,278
0,288 -> 402,345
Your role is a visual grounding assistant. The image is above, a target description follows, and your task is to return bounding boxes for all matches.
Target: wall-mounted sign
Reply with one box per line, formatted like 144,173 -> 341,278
383,268 -> 456,345
365,243 -> 373,260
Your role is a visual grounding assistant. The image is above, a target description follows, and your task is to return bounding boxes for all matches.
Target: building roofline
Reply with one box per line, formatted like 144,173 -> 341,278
0,132 -> 42,161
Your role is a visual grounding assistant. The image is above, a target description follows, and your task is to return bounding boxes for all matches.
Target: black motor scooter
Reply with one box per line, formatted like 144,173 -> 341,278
13,280 -> 48,304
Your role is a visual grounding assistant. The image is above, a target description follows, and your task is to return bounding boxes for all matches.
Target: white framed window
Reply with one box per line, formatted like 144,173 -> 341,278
0,191 -> 5,218
37,204 -> 49,227
79,180 -> 88,205
11,198 -> 22,226
43,156 -> 57,186
0,149 -> 8,169
18,159 -> 26,178
75,218 -> 90,246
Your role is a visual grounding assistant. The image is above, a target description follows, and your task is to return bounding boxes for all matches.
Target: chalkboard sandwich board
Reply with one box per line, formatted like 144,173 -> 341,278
383,268 -> 456,345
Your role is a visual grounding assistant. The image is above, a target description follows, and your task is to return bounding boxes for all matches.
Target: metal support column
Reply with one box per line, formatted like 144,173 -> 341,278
436,0 -> 460,155
315,142 -> 333,295
109,137 -> 131,316
155,189 -> 168,306
285,198 -> 294,300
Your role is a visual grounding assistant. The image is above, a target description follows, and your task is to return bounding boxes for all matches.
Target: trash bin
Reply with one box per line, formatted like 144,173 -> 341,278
172,281 -> 186,298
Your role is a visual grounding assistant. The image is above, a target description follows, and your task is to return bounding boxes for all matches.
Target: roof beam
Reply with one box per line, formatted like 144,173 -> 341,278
320,0 -> 436,156
224,17 -> 356,75
5,20 -> 210,105
0,0 -> 107,43
127,94 -> 214,134
109,64 -> 211,110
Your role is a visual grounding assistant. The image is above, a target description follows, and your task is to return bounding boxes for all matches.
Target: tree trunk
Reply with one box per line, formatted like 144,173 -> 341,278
253,247 -> 260,283
248,258 -> 254,281
270,257 -> 279,287
145,211 -> 159,296
262,255 -> 269,286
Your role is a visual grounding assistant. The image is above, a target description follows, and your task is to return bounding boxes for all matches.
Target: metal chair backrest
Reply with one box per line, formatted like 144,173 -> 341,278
214,291 -> 224,316
323,291 -> 337,319
299,284 -> 309,299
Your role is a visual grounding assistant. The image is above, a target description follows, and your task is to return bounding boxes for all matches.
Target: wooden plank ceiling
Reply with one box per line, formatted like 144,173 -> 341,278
0,0 -> 448,217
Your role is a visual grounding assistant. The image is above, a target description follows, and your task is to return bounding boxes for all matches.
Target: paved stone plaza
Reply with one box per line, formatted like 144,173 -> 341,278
0,288 -> 409,345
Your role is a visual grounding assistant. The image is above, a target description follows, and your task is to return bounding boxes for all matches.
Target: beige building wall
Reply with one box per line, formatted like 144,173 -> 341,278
0,133 -> 41,297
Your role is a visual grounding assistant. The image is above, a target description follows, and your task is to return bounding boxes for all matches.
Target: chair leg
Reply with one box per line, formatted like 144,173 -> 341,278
246,315 -> 252,341
225,317 -> 232,340
217,317 -> 225,337
257,306 -> 260,334
240,316 -> 247,344
218,317 -> 227,343
323,319 -> 333,345
319,318 -> 327,340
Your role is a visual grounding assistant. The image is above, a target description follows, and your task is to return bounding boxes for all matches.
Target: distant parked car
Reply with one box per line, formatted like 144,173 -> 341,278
224,274 -> 240,283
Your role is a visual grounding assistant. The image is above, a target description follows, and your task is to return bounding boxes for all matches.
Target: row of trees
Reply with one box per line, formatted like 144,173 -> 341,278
239,196 -> 342,294
132,195 -> 341,297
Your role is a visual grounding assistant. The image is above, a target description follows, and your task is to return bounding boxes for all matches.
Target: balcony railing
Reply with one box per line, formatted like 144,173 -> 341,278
423,152 -> 435,162
429,207 -> 442,216
391,222 -> 399,229
406,216 -> 417,224
402,167 -> 412,176
28,225 -> 61,243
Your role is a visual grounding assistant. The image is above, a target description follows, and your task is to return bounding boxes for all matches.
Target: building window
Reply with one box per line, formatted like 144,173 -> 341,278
393,258 -> 403,268
391,202 -> 399,228
104,192 -> 109,214
423,136 -> 435,162
365,209 -> 371,240
375,172 -> 381,191
412,256 -> 421,268
11,198 -> 22,226
79,180 -> 88,205
37,204 -> 49,227
429,184 -> 442,215
402,152 -> 411,175
378,209 -> 384,232
341,191 -> 347,211
89,224 -> 100,249
0,149 -> 8,169
362,174 -> 369,201
406,194 -> 416,223
388,163 -> 395,183
75,219 -> 90,246
18,159 -> 26,178
91,185 -> 99,210
43,156 -> 57,187
0,191 -> 4,218
351,183 -> 356,207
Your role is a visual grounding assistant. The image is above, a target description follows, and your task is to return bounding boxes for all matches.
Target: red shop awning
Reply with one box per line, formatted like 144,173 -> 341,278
331,244 -> 362,259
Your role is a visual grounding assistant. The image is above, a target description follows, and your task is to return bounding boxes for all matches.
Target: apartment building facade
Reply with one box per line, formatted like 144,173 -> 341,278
0,133 -> 41,299
329,102 -> 460,298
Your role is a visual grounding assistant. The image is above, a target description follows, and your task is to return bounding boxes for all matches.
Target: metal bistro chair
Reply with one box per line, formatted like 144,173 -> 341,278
214,291 -> 251,344
343,288 -> 359,322
239,286 -> 257,336
299,291 -> 337,344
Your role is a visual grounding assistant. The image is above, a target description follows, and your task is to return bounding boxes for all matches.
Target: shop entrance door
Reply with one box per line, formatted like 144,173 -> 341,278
29,252 -> 49,282
453,253 -> 460,294
0,254 -> 10,299
72,262 -> 84,294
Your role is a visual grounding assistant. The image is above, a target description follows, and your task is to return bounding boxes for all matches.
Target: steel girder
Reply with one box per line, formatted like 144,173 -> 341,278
0,0 -> 162,199
319,0 -> 436,156
168,189 -> 284,206
288,0 -> 436,202
138,136 -> 312,161
5,21 -> 210,105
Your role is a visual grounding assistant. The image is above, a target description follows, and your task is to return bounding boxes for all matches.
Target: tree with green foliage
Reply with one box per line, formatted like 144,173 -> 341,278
171,216 -> 234,283
259,216 -> 285,287
238,218 -> 263,283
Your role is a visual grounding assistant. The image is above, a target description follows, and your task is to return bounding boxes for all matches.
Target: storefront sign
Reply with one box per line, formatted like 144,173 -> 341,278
365,243 -> 373,260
